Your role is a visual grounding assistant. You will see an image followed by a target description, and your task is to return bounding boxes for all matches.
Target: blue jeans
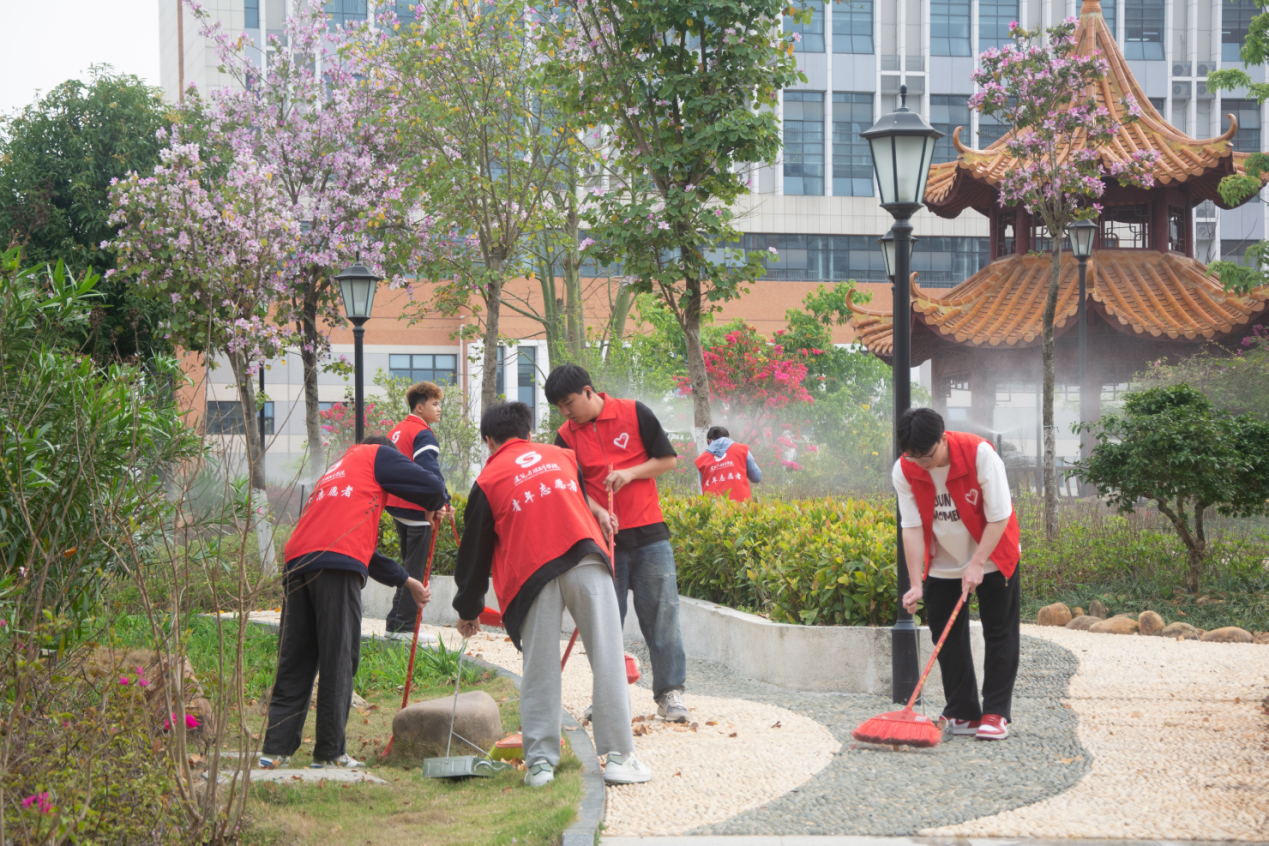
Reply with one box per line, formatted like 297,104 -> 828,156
614,538 -> 687,700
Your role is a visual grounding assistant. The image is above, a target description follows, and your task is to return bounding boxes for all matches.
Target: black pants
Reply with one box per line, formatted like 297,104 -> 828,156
385,520 -> 432,633
262,569 -> 362,761
923,567 -> 1021,722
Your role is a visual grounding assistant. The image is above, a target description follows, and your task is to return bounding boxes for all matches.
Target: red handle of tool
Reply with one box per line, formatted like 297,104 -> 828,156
904,592 -> 966,710
400,520 -> 441,711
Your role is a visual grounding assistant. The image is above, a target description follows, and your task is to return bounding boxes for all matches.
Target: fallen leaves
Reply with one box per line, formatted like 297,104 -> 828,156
705,720 -> 718,726
1131,711 -> 1142,718
728,732 -> 737,738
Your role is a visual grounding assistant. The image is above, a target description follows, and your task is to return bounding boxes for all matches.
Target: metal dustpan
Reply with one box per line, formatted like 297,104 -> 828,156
422,646 -> 512,780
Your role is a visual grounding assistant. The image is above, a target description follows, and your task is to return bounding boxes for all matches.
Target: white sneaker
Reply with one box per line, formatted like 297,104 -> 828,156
603,752 -> 652,784
384,630 -> 438,645
523,760 -> 555,787
310,753 -> 364,769
258,754 -> 290,769
946,718 -> 982,736
657,690 -> 689,723
976,714 -> 1009,740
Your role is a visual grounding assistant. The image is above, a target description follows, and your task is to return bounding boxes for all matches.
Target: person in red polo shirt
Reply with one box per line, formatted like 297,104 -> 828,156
259,436 -> 447,771
543,364 -> 689,724
451,402 -> 652,788
695,425 -> 762,501
893,408 -> 1022,741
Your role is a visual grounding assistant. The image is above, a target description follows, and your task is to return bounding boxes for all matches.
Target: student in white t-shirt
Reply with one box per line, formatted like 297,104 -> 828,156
892,408 -> 1022,741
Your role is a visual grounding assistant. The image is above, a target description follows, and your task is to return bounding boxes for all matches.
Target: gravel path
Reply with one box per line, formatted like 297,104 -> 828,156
925,625 -> 1269,840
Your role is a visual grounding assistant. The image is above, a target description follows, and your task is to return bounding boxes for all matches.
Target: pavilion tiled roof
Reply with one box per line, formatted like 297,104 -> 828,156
923,0 -> 1262,217
847,251 -> 1269,357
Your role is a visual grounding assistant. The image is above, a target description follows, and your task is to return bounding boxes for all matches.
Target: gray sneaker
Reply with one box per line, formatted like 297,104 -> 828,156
523,760 -> 555,787
657,690 -> 689,723
310,753 -> 364,769
604,751 -> 652,784
258,754 -> 291,769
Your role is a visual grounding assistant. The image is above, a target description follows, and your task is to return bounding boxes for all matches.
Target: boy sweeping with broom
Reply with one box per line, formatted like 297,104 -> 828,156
451,402 -> 653,787
893,407 -> 1021,741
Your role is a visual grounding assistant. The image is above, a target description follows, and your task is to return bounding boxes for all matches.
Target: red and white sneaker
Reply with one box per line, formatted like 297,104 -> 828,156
976,714 -> 1009,740
946,718 -> 982,736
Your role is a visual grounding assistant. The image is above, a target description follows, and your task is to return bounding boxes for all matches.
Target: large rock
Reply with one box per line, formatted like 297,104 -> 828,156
1037,602 -> 1073,627
1088,599 -> 1108,619
1253,632 -> 1269,645
1200,626 -> 1253,644
1161,621 -> 1201,640
1137,610 -> 1166,636
392,691 -> 502,760
1089,615 -> 1139,635
1066,615 -> 1101,631
1072,606 -> 1085,618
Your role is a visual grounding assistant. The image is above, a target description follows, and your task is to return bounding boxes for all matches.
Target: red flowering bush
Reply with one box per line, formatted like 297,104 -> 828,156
319,401 -> 397,453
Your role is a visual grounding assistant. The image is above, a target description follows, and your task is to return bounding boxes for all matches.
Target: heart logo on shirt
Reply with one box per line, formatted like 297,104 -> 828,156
964,489 -> 979,506
613,432 -> 630,449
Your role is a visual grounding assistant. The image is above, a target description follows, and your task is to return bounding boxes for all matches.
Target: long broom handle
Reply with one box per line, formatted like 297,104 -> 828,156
904,592 -> 967,710
400,519 -> 441,712
562,465 -> 618,672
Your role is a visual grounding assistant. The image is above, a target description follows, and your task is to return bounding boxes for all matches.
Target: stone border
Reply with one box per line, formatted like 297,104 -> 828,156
367,577 -> 984,696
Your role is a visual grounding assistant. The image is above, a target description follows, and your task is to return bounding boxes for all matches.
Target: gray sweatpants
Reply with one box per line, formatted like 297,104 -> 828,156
520,555 -> 634,768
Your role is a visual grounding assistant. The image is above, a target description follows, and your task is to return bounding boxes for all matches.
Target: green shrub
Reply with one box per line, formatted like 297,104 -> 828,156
665,495 -> 898,626
376,495 -> 468,576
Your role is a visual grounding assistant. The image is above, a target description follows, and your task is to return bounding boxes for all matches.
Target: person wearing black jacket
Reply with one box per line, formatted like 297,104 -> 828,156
259,436 -> 446,771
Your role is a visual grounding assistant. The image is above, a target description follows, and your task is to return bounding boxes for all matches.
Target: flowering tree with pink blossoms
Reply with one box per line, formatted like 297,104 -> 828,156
970,16 -> 1159,539
188,0 -> 444,474
109,130 -> 298,491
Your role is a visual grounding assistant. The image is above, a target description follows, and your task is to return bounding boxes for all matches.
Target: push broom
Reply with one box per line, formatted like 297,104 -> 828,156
381,512 -> 448,758
851,591 -> 967,749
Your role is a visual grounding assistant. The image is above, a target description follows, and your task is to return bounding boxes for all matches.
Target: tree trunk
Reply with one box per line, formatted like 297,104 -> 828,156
609,282 -> 634,342
299,295 -> 325,478
536,241 -> 565,367
1041,240 -> 1062,540
680,273 -> 711,449
562,202 -> 586,362
227,350 -> 265,492
1187,497 -> 1208,594
480,258 -> 506,414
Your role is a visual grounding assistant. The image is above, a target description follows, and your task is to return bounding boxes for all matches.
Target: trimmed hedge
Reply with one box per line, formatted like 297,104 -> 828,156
664,495 -> 898,626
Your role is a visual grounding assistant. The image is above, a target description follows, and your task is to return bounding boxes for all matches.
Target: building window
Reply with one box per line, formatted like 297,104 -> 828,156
389,353 -> 458,386
324,0 -> 368,28
245,0 -> 260,29
1223,0 -> 1258,63
1225,98 -> 1262,152
977,113 -> 1010,148
1221,239 -> 1254,262
1124,0 -> 1164,60
207,401 -> 246,435
784,92 -> 825,196
931,0 -> 972,56
1167,207 -> 1187,254
1102,0 -> 1118,34
785,1 -> 825,53
832,92 -> 874,196
833,0 -> 873,53
516,346 -> 537,407
979,0 -> 1018,51
743,234 -> 990,287
929,95 -> 970,164
1100,204 -> 1151,249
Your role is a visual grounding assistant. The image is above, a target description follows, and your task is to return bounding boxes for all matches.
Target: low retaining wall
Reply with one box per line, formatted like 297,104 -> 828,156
363,577 -> 984,696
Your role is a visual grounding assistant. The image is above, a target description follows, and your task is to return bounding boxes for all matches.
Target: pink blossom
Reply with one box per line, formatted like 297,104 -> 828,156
21,793 -> 52,815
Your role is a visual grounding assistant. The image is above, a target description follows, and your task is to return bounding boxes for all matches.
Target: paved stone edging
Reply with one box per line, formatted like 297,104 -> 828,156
600,838 -> 1269,845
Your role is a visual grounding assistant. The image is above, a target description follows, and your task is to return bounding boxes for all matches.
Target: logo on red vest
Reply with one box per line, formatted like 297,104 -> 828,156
613,432 -> 630,449
391,431 -> 401,443
514,451 -> 543,469
964,489 -> 979,506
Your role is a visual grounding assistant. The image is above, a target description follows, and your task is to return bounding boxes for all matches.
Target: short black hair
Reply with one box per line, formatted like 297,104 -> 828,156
480,401 -> 533,444
706,425 -> 729,442
543,364 -> 594,406
896,407 -> 944,455
361,435 -> 393,447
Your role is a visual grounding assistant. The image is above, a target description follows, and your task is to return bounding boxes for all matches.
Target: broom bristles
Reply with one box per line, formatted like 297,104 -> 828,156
851,706 -> 944,749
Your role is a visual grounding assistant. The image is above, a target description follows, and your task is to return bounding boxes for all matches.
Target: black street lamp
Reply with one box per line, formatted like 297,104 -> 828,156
335,259 -> 382,444
878,230 -> 918,280
1070,218 -> 1097,437
862,84 -> 943,705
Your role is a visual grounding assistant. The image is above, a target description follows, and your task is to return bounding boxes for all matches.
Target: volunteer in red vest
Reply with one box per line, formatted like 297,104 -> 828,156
384,381 -> 452,643
696,425 -> 762,501
259,436 -> 446,771
543,364 -> 690,724
893,407 -> 1022,741
452,402 -> 652,788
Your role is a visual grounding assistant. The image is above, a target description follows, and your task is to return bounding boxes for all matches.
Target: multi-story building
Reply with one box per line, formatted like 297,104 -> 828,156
158,0 -> 1268,481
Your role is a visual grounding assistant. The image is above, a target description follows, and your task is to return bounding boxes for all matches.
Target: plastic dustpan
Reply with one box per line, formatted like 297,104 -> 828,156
422,756 -> 510,779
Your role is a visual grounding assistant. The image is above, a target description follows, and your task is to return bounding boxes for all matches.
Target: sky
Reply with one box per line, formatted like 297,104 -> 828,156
0,0 -> 161,115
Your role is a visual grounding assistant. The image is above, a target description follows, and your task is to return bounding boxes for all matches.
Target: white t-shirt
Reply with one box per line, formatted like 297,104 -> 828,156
892,441 -> 1014,580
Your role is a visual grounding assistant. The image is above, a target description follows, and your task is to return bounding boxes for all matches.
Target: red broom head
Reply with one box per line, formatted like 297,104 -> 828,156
852,706 -> 944,749
624,653 -> 641,685
479,607 -> 504,628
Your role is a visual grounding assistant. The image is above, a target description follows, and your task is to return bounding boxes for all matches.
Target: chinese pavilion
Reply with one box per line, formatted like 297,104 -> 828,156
848,0 -> 1269,444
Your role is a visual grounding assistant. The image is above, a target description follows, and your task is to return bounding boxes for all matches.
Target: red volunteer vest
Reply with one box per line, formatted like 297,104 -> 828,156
385,414 -> 431,513
285,444 -> 387,568
557,394 -> 664,531
477,440 -> 608,612
898,431 -> 1021,579
695,443 -> 753,502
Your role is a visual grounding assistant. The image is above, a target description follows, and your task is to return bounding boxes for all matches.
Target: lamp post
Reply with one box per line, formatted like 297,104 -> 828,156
862,84 -> 943,705
1069,218 -> 1097,434
335,259 -> 382,444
